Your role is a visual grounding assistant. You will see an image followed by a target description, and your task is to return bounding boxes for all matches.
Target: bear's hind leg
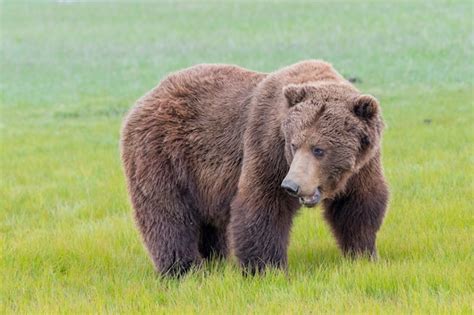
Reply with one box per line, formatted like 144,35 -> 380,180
133,191 -> 202,277
122,115 -> 202,276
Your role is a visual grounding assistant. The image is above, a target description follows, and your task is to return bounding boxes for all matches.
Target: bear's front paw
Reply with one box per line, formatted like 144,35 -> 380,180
238,256 -> 287,276
344,246 -> 378,261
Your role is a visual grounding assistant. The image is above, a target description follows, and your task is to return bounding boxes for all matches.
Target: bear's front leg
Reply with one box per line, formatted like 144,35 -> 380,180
323,157 -> 389,259
229,192 -> 297,275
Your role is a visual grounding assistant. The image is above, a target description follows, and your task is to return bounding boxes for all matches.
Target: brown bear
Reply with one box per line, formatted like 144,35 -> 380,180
120,60 -> 389,276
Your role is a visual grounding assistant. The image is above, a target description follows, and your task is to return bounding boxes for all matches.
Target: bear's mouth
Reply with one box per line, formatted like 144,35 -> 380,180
298,189 -> 321,208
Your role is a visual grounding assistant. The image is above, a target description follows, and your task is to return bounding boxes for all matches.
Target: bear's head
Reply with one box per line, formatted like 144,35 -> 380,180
280,82 -> 384,207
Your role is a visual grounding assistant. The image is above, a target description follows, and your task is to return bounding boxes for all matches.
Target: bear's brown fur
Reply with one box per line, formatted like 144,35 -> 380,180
120,60 -> 389,276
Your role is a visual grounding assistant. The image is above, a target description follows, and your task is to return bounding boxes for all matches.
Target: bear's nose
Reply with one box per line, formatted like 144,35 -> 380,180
281,179 -> 300,197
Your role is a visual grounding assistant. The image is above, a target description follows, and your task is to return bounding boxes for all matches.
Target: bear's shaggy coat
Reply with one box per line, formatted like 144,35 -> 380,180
121,60 -> 389,276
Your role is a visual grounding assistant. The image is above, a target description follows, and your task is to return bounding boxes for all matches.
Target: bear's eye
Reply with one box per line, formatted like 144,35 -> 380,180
312,147 -> 325,158
291,143 -> 297,152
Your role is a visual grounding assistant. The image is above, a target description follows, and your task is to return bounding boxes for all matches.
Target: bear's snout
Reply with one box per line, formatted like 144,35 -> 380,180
281,178 -> 300,196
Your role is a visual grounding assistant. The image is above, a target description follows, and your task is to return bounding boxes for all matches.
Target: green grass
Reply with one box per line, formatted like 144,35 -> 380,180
1,1 -> 473,313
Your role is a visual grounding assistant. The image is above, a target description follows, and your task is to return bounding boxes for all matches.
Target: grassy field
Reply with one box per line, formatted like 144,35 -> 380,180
1,1 -> 473,313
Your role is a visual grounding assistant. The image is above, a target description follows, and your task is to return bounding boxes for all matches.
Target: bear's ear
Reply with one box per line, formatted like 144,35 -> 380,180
283,84 -> 308,107
352,94 -> 379,120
